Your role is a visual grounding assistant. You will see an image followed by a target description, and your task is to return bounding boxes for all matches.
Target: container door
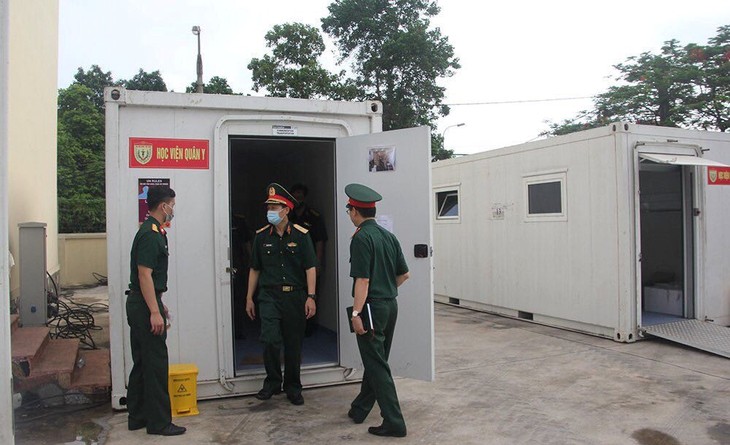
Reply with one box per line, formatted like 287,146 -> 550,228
636,148 -> 730,357
335,126 -> 434,381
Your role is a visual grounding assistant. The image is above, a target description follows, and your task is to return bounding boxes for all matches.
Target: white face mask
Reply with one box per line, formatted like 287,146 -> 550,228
162,203 -> 175,223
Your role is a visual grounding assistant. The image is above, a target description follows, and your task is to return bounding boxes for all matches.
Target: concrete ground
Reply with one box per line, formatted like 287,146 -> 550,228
16,290 -> 730,444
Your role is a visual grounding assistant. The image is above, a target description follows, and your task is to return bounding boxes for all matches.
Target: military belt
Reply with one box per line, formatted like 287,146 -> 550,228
263,285 -> 301,292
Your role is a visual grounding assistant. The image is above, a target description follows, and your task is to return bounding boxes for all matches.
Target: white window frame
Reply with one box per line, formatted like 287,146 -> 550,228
523,170 -> 567,222
434,184 -> 460,223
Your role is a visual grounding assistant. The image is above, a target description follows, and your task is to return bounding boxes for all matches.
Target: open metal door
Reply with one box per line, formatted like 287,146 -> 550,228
637,146 -> 730,357
335,126 -> 434,381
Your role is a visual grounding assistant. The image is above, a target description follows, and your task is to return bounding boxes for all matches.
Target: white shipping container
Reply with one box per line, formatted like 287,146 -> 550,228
105,88 -> 434,409
432,123 -> 730,352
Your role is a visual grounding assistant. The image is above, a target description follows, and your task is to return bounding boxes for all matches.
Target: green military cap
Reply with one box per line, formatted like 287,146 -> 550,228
265,182 -> 298,209
345,183 -> 382,208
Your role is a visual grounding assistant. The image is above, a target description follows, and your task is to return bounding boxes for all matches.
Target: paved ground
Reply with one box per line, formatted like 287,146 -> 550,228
15,291 -> 730,445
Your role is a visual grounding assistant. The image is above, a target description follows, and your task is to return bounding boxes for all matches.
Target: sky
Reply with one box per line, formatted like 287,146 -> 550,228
58,0 -> 730,155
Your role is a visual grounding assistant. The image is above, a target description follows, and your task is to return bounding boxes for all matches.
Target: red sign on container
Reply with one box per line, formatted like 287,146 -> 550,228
708,166 -> 730,185
129,137 -> 210,169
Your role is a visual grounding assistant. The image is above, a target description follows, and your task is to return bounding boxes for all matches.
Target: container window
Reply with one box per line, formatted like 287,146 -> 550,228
528,181 -> 561,214
523,171 -> 567,221
436,190 -> 459,219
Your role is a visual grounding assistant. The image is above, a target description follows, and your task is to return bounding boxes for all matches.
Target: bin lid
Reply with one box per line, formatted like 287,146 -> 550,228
169,363 -> 198,375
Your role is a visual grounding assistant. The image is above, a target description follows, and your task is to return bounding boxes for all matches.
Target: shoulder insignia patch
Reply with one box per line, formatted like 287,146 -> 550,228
256,225 -> 269,234
151,224 -> 159,233
293,224 -> 309,234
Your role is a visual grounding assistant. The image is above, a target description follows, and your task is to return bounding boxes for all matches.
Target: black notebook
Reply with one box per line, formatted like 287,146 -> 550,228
346,303 -> 373,333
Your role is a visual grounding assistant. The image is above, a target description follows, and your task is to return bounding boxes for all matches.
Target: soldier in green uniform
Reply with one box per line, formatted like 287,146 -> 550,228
246,183 -> 318,405
289,183 -> 328,336
345,183 -> 410,438
126,186 -> 186,436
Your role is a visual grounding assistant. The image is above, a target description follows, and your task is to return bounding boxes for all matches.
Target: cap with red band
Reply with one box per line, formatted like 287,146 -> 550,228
345,183 -> 382,209
264,183 -> 297,209
348,198 -> 377,208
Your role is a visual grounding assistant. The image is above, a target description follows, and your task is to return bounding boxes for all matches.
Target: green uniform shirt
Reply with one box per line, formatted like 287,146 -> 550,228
129,216 -> 169,292
251,223 -> 317,287
349,219 -> 409,299
290,205 -> 328,244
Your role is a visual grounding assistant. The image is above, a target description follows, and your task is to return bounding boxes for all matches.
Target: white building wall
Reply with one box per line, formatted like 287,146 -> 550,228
1,0 -> 15,442
7,0 -> 59,296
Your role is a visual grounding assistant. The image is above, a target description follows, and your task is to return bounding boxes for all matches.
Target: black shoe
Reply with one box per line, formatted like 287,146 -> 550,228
147,423 -> 186,436
287,393 -> 304,405
255,388 -> 281,400
368,425 -> 407,438
348,408 -> 365,424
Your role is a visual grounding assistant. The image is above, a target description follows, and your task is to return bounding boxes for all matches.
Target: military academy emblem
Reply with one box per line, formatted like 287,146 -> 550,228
269,186 -> 276,196
133,142 -> 153,165
709,168 -> 718,183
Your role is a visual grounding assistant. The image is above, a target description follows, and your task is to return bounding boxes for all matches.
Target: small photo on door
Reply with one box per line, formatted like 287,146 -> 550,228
368,147 -> 396,172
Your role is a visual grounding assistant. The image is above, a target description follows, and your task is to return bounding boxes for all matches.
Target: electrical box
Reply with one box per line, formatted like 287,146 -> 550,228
18,222 -> 47,326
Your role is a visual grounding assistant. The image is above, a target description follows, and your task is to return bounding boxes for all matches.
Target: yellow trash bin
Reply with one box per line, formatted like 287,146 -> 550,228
168,363 -> 199,417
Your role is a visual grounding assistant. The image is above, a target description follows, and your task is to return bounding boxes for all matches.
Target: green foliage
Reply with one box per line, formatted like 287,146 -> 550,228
185,75 -> 237,94
58,195 -> 106,233
321,0 -> 460,133
430,133 -> 453,161
248,2 -> 460,159
547,26 -> 730,135
684,25 -> 730,131
122,69 -> 168,91
57,83 -> 106,233
73,65 -> 115,112
248,23 -> 354,99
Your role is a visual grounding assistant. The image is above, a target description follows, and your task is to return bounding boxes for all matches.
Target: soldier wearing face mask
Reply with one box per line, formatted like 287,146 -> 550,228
126,186 -> 186,436
245,183 -> 317,406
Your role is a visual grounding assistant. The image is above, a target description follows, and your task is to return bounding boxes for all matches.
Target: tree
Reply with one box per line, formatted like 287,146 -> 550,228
248,23 -> 355,99
684,25 -> 730,131
122,69 -> 168,91
546,26 -> 730,136
185,75 -> 237,94
73,65 -> 115,112
322,0 -> 460,140
57,84 -> 106,232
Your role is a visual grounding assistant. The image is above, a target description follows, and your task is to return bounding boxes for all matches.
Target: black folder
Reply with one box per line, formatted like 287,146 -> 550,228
346,303 -> 373,333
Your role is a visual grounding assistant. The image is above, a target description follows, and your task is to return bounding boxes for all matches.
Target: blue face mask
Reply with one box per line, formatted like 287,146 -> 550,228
267,209 -> 283,225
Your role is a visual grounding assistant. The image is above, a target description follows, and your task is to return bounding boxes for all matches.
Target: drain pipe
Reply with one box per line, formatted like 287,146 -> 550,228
0,0 -> 16,443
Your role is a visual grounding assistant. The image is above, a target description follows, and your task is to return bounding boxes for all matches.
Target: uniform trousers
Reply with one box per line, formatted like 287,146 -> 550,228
258,288 -> 307,396
350,298 -> 406,433
125,290 -> 171,432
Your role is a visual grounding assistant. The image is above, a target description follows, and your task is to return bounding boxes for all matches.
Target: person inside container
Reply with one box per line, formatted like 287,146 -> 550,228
289,183 -> 328,336
231,212 -> 252,339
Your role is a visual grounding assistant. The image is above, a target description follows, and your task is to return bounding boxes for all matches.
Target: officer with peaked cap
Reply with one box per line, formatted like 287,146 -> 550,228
345,183 -> 410,438
245,183 -> 317,405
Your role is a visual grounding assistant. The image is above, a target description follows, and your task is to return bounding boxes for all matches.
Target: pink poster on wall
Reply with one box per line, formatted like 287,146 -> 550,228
138,178 -> 170,224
